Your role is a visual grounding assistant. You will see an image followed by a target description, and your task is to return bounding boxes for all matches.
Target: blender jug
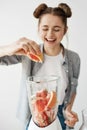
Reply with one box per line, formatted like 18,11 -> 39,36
79,108 -> 87,130
26,75 -> 62,130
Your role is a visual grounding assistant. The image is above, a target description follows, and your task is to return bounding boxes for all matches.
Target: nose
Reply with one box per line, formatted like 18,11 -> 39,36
47,29 -> 54,38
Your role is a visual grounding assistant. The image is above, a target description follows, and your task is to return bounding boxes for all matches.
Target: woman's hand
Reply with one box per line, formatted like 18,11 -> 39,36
0,37 -> 41,57
64,106 -> 79,128
14,37 -> 41,56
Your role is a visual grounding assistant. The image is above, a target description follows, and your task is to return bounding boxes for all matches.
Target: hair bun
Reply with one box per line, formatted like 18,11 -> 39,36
33,3 -> 48,18
58,3 -> 72,18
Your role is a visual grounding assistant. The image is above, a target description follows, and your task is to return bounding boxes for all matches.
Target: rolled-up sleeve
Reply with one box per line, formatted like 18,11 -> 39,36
0,55 -> 22,65
70,77 -> 78,92
64,51 -> 81,108
69,53 -> 80,97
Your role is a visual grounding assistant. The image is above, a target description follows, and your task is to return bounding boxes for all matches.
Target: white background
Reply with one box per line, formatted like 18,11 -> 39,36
0,0 -> 87,130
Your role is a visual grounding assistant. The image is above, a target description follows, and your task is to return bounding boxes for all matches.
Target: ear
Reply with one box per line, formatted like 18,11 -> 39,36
64,26 -> 68,35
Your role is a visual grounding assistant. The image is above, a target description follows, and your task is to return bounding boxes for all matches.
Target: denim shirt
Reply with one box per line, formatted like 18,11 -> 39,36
0,44 -> 80,129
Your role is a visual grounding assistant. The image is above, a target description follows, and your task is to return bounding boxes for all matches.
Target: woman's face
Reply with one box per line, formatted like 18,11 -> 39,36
38,14 -> 67,49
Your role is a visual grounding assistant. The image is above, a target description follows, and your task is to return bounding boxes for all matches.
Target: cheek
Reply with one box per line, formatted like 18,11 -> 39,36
57,32 -> 64,41
39,31 -> 45,39
59,31 -> 65,38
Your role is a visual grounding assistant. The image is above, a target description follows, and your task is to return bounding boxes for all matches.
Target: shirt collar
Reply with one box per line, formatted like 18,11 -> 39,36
40,43 -> 69,65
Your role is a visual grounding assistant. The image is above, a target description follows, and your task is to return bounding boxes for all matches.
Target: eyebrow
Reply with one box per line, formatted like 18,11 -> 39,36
42,25 -> 62,28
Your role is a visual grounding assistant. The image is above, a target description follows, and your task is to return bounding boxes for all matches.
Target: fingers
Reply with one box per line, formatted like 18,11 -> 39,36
21,44 -> 29,53
65,115 -> 78,127
65,117 -> 77,127
64,110 -> 79,127
68,111 -> 79,122
16,37 -> 41,55
65,119 -> 76,127
29,40 -> 41,55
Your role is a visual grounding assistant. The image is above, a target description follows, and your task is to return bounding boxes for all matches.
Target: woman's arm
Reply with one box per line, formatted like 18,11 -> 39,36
66,93 -> 76,110
0,37 -> 41,57
64,93 -> 79,128
63,50 -> 80,128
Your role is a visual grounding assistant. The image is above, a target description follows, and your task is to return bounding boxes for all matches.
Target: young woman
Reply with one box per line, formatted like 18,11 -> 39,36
0,3 -> 80,130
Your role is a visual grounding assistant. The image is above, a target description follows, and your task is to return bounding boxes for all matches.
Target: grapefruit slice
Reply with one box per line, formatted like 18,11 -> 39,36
27,52 -> 43,63
36,89 -> 48,98
35,98 -> 48,112
35,89 -> 48,112
47,91 -> 57,109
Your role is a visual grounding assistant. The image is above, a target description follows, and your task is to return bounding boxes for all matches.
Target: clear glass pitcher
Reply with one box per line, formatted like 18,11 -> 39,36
26,75 -> 59,127
79,108 -> 87,130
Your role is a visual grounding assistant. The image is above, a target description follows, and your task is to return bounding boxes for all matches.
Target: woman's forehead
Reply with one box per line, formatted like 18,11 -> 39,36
39,14 -> 64,27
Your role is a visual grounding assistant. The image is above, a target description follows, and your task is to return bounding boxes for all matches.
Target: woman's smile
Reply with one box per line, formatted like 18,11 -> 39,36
45,37 -> 56,44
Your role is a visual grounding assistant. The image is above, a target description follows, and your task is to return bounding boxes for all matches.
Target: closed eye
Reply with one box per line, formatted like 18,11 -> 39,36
42,28 -> 48,31
53,29 -> 60,32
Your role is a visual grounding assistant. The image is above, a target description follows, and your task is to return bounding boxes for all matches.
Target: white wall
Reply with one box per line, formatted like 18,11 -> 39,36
0,0 -> 87,130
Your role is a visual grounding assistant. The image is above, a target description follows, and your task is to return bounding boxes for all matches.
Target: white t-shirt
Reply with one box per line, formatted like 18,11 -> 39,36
35,52 -> 68,105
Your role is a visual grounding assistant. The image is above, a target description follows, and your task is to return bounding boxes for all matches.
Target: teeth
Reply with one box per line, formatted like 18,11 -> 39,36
47,38 -> 55,41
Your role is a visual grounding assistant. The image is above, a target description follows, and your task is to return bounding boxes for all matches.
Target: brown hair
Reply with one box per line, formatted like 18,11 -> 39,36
33,3 -> 72,27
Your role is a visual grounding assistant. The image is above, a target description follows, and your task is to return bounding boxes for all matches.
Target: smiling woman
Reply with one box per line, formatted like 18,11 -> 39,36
0,2 -> 80,130
0,0 -> 87,130
38,14 -> 66,52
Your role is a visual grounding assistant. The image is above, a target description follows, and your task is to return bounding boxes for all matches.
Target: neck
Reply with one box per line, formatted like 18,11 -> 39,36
44,44 -> 62,56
